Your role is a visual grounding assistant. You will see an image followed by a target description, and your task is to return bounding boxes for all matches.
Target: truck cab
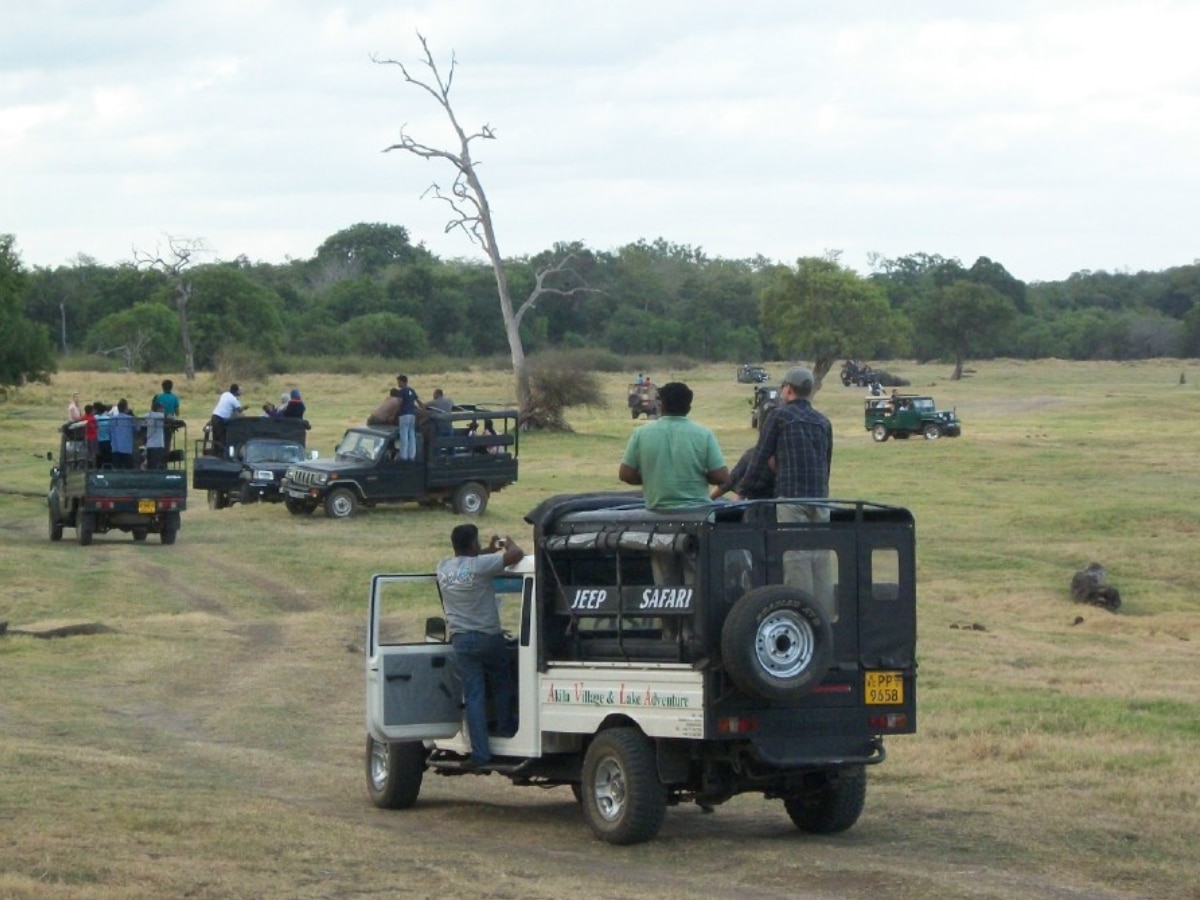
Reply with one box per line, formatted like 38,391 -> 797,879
364,493 -> 917,844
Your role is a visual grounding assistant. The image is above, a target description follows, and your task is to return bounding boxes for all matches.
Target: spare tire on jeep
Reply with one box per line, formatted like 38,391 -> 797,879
720,585 -> 832,702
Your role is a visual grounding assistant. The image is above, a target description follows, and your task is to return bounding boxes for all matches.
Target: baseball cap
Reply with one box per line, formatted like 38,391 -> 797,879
781,367 -> 814,390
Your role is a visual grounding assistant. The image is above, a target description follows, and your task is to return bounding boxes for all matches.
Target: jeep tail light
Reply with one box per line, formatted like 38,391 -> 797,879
868,713 -> 908,731
717,716 -> 759,735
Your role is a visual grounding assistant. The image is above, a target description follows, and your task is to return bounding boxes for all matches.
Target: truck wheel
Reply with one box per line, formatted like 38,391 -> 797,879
76,512 -> 95,546
630,408 -> 639,419
452,482 -> 488,516
922,423 -> 942,440
132,527 -> 148,542
285,498 -> 314,516
871,424 -> 889,443
784,765 -> 867,834
720,585 -> 832,703
49,507 -> 64,542
325,487 -> 358,518
239,483 -> 256,505
365,736 -> 425,809
160,512 -> 180,545
207,490 -> 229,510
580,727 -> 666,845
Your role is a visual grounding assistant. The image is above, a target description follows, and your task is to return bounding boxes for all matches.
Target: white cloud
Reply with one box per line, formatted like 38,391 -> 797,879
2,0 -> 1198,280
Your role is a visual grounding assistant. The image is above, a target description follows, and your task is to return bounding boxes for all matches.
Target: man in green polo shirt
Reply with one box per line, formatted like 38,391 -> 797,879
619,382 -> 728,589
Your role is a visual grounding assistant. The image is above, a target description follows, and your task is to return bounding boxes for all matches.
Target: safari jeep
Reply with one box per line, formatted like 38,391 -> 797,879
281,408 -> 518,518
364,492 -> 917,845
864,393 -> 962,442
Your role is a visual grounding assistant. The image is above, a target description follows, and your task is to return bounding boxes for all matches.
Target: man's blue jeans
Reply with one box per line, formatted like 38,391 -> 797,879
451,631 -> 516,764
397,414 -> 416,460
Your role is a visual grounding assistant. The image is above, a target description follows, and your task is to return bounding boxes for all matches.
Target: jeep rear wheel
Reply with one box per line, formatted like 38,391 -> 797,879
872,424 -> 889,442
452,481 -> 488,516
365,736 -> 425,809
581,727 -> 666,845
76,511 -> 95,546
325,487 -> 358,518
721,585 -> 832,702
922,423 -> 942,440
49,507 -> 64,542
784,765 -> 867,834
160,512 -> 180,545
132,527 -> 148,542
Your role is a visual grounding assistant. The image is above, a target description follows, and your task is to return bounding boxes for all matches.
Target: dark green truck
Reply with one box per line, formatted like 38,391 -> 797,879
48,417 -> 188,545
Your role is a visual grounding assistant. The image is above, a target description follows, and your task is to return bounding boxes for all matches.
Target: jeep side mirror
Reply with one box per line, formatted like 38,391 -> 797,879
424,616 -> 448,643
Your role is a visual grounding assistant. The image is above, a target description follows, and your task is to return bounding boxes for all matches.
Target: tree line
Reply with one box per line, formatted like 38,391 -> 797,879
3,224 -> 1199,390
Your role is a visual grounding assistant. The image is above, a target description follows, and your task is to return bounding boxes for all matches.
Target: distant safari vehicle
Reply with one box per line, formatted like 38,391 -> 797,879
865,394 -> 961,442
736,364 -> 769,384
627,382 -> 661,419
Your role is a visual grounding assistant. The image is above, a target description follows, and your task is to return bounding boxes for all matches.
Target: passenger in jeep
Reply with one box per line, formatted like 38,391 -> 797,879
737,366 -> 835,617
436,524 -> 524,767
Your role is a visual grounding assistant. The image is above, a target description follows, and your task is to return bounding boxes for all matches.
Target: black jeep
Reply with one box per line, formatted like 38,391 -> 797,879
192,417 -> 311,509
281,407 -> 518,517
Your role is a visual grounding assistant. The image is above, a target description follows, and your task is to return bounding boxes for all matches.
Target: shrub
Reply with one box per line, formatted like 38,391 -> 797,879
522,353 -> 609,431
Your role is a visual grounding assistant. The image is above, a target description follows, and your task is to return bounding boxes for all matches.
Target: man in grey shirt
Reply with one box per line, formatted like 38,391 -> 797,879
436,523 -> 524,767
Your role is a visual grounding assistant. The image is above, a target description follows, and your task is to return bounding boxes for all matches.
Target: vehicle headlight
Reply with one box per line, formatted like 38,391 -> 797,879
254,469 -> 273,481
313,472 -> 328,486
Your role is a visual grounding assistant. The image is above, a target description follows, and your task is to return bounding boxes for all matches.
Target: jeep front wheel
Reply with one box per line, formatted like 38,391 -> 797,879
581,727 -> 666,845
871,424 -> 889,442
784,765 -> 867,834
325,487 -> 358,518
207,489 -> 230,510
721,585 -> 832,703
452,481 -> 488,516
49,507 -> 64,542
365,736 -> 425,809
922,423 -> 942,440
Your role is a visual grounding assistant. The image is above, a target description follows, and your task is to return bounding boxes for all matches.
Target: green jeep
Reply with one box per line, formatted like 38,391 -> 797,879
865,394 -> 961,442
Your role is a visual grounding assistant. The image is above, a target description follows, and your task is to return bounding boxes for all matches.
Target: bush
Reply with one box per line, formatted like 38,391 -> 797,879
522,354 -> 608,431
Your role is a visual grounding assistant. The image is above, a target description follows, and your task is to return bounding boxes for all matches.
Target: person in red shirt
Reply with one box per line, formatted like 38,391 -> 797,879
81,404 -> 99,466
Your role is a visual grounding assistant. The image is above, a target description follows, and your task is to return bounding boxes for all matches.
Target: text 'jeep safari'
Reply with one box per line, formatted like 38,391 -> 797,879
364,493 -> 917,845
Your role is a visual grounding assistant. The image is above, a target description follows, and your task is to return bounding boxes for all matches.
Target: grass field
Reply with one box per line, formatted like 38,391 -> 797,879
1,359 -> 1198,899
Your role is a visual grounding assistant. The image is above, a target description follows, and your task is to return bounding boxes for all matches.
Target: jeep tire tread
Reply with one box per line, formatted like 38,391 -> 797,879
922,423 -> 942,440
49,507 -> 63,542
783,765 -> 867,834
721,585 -> 833,703
325,487 -> 358,518
365,736 -> 425,810
76,511 -> 94,546
452,481 -> 488,516
872,424 -> 889,442
581,727 -> 666,845
285,497 -> 314,516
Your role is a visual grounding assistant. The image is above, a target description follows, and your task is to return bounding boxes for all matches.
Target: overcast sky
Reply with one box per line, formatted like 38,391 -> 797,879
3,0 -> 1197,283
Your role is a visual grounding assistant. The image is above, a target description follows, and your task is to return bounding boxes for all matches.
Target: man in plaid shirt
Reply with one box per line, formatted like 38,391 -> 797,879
735,366 -> 835,618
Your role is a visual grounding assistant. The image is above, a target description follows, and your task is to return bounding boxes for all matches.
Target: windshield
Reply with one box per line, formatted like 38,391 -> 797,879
245,442 -> 306,465
335,431 -> 387,462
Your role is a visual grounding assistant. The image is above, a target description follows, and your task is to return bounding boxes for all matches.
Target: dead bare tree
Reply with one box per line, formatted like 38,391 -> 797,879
133,235 -> 209,381
374,35 -> 596,421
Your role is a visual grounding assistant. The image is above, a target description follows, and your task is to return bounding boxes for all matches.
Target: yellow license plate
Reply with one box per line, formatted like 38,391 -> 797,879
138,500 -> 156,514
865,671 -> 904,705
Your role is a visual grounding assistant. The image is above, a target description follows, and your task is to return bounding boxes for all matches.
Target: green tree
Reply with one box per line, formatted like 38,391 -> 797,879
759,256 -> 899,387
909,280 -> 1017,379
88,303 -> 180,371
0,235 -> 56,389
182,266 -> 285,368
340,313 -> 429,358
314,222 -> 424,278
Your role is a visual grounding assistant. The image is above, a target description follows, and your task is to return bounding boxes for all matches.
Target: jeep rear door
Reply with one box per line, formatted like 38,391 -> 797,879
366,574 -> 461,741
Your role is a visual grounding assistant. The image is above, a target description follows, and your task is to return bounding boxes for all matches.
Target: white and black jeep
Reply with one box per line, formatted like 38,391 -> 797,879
364,492 -> 917,844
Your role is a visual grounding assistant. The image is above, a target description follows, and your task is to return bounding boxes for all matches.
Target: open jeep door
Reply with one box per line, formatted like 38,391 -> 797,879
366,574 -> 462,741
